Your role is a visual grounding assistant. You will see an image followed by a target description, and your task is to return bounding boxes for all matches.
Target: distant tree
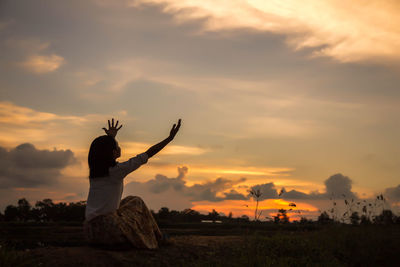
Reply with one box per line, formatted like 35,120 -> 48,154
64,201 -> 86,221
299,217 -> 312,224
207,209 -> 219,222
239,215 -> 249,222
394,215 -> 400,225
360,214 -> 370,225
350,211 -> 360,225
374,210 -> 394,225
4,205 -> 19,221
17,198 -> 32,222
35,199 -> 56,222
317,211 -> 333,224
181,209 -> 201,222
158,207 -> 170,220
228,212 -> 233,219
274,209 -> 289,223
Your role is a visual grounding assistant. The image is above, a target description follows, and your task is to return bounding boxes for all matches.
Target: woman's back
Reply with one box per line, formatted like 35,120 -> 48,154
85,153 -> 149,221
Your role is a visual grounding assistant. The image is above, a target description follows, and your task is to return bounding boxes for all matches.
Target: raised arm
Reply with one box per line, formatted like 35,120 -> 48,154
145,119 -> 181,158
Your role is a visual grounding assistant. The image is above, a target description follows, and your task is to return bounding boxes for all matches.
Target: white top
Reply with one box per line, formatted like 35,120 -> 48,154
85,153 -> 149,222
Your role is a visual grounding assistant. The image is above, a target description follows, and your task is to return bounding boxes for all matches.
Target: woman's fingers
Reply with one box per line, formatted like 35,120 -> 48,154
112,118 -> 114,127
117,125 -> 123,130
115,120 -> 119,128
108,119 -> 111,128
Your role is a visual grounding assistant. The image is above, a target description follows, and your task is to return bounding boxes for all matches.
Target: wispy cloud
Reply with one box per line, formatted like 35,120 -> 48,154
0,101 -> 126,147
5,38 -> 65,73
122,141 -> 209,156
19,54 -> 64,74
132,0 -> 400,63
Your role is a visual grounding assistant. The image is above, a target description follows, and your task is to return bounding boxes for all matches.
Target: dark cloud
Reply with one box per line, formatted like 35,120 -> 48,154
384,185 -> 400,201
248,173 -> 358,200
223,189 -> 248,200
186,177 -> 247,202
126,170 -> 362,208
324,173 -> 356,199
281,189 -> 313,199
125,167 -> 247,204
147,166 -> 187,193
248,183 -> 278,200
0,143 -> 76,188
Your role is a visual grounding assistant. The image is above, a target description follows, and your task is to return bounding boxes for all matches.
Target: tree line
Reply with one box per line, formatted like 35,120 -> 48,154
1,197 -> 399,225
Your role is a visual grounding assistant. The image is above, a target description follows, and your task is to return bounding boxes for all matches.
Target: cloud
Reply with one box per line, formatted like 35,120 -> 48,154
223,189 -> 248,201
0,101 -> 127,148
124,166 -> 248,209
5,38 -> 65,74
147,166 -> 187,193
122,141 -> 209,156
0,143 -> 76,188
384,185 -> 400,201
279,188 -> 312,199
248,182 -> 278,200
324,173 -> 356,199
132,0 -> 400,63
19,54 -> 65,74
186,176 -> 247,202
249,173 -> 357,200
125,169 -> 360,211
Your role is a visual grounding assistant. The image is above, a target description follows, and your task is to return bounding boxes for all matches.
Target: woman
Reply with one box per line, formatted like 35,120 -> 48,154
84,118 -> 181,249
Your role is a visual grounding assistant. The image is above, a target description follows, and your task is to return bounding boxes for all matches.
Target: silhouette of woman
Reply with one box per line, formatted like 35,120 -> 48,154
83,118 -> 181,249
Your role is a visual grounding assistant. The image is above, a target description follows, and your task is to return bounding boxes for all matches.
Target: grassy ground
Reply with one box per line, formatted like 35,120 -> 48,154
1,222 -> 399,266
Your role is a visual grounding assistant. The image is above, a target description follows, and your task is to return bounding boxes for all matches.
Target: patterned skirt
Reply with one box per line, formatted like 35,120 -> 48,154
83,196 -> 162,249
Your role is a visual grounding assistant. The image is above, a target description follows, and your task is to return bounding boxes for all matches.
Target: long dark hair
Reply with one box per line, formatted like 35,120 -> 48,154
88,135 -> 117,178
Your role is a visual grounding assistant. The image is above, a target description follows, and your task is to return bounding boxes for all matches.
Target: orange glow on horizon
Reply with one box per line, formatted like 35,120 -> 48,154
191,199 -> 319,220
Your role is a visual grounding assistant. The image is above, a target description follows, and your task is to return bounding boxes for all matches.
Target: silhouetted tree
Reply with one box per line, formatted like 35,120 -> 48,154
17,198 -> 31,222
350,211 -> 360,225
4,205 -> 19,221
207,209 -> 219,222
274,209 -> 289,223
360,214 -> 370,225
181,209 -> 201,222
299,217 -> 312,224
158,207 -> 170,220
374,210 -> 394,225
239,215 -> 249,222
317,211 -> 333,224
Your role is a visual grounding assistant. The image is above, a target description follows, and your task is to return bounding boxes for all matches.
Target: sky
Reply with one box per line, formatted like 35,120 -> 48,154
1,0 -> 400,220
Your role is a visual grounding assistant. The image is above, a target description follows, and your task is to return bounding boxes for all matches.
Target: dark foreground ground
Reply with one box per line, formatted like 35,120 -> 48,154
1,222 -> 399,266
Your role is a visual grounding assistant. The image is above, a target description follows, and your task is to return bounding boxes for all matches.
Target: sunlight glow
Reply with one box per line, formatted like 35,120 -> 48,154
134,0 -> 400,62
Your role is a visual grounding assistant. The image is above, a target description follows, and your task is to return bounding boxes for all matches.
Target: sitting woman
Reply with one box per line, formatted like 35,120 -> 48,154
84,118 -> 181,249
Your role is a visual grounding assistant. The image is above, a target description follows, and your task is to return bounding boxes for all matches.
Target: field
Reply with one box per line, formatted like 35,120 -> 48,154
1,222 -> 399,266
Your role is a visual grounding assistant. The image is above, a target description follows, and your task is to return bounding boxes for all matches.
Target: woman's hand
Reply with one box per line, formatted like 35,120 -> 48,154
102,118 -> 123,138
169,119 -> 181,140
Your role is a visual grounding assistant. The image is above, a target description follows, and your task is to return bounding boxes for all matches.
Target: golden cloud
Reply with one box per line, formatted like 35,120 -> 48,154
6,38 -> 65,74
20,54 -> 65,74
121,141 -> 209,157
134,0 -> 400,63
0,102 -> 113,148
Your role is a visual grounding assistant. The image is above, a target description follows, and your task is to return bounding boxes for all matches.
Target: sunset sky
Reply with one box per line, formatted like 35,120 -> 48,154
1,0 -> 400,220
